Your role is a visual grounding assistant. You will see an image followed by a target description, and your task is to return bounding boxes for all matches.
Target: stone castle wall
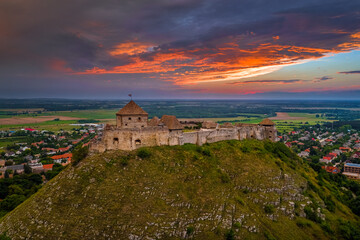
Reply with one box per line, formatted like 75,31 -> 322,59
90,124 -> 276,153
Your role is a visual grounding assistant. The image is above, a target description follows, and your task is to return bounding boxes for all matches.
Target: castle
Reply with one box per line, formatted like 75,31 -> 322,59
90,100 -> 277,152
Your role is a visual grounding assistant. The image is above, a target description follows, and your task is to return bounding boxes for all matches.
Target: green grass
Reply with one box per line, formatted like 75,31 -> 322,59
274,119 -> 333,133
45,109 -> 117,119
0,120 -> 79,131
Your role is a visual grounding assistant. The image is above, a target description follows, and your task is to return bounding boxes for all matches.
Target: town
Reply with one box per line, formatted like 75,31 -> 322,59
279,124 -> 360,179
0,124 -> 102,179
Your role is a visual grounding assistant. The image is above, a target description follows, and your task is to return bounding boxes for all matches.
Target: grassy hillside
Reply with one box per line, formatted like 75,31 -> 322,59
0,140 -> 359,239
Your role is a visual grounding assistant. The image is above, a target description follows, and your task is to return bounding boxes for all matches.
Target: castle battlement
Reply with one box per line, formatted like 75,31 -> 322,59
90,101 -> 277,152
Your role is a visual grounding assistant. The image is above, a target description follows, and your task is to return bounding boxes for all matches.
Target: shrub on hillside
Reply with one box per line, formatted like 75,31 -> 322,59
72,146 -> 89,166
137,148 -> 151,159
264,204 -> 275,214
296,218 -> 312,228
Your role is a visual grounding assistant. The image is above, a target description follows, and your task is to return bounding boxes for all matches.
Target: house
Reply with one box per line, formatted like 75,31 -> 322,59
298,151 -> 310,158
28,163 -> 43,173
43,164 -> 54,172
351,152 -> 360,159
51,153 -> 72,165
6,165 -> 25,174
332,149 -> 342,156
322,166 -> 340,174
343,163 -> 360,179
31,140 -> 44,147
24,155 -> 33,161
5,152 -> 15,157
320,156 -> 333,164
339,147 -> 352,153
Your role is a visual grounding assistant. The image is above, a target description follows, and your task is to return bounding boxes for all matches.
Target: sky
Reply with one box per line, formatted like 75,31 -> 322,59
1,0 -> 359,99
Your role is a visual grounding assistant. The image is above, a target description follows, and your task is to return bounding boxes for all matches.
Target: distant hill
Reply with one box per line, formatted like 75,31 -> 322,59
0,140 -> 359,239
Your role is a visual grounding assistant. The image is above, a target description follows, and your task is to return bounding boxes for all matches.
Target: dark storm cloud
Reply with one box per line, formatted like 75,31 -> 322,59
338,71 -> 360,74
313,76 -> 334,82
0,0 -> 359,97
229,79 -> 303,85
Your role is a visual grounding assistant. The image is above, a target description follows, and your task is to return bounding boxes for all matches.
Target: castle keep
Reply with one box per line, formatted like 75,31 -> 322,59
90,101 -> 277,152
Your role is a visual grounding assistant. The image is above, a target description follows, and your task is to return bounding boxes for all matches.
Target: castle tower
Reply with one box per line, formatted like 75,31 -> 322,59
259,118 -> 276,141
116,100 -> 148,129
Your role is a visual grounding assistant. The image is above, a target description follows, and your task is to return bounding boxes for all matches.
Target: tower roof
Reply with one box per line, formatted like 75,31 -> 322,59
116,100 -> 148,115
148,116 -> 161,126
259,118 -> 275,126
160,115 -> 183,130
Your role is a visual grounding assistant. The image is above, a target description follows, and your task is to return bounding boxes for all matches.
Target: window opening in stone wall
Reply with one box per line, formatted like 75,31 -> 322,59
135,139 -> 141,145
113,138 -> 119,144
128,117 -> 132,120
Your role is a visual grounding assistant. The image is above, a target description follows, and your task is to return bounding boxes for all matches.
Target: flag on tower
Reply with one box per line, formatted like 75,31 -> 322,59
128,93 -> 132,100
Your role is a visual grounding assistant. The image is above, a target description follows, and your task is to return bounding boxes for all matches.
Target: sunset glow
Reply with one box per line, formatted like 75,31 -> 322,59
0,0 -> 359,99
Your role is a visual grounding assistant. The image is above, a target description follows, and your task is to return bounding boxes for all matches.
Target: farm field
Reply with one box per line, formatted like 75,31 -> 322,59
0,116 -> 83,125
0,120 -> 81,131
1,99 -> 358,133
0,109 -> 117,131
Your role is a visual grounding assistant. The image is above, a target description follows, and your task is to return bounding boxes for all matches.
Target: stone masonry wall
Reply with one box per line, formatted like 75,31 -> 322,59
90,125 -> 276,153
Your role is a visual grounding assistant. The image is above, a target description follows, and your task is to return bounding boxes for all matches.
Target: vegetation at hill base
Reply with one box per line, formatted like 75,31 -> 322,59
0,140 -> 359,239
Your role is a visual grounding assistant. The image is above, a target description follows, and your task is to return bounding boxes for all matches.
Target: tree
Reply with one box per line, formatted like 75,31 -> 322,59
24,164 -> 32,174
5,161 -> 13,166
350,197 -> 360,216
72,146 -> 89,166
8,184 -> 25,195
0,194 -> 26,211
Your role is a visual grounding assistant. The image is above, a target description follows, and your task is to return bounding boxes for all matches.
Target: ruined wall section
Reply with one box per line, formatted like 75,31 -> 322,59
90,125 -> 276,153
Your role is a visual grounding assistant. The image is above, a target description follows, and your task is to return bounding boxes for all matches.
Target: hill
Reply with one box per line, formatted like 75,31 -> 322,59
0,140 -> 359,239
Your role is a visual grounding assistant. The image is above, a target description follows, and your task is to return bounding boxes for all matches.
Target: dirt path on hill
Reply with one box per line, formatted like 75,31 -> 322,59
269,112 -> 306,120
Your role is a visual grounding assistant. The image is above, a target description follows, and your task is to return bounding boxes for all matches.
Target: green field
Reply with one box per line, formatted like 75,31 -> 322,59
42,109 -> 117,119
274,120 -> 333,133
0,120 -> 80,131
0,108 -> 334,133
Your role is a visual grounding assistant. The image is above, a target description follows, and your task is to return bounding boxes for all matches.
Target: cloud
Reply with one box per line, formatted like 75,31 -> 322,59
228,79 -> 303,85
313,76 -> 334,82
337,70 -> 360,74
0,0 -> 360,97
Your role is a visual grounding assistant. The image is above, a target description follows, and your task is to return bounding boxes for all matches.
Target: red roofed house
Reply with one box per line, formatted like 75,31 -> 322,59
352,152 -> 360,159
339,147 -> 352,153
43,164 -> 54,172
320,156 -> 333,164
51,153 -> 72,165
322,166 -> 340,174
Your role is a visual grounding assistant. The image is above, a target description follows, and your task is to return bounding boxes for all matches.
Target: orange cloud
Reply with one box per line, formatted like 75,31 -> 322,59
109,41 -> 155,56
76,30 -> 360,86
